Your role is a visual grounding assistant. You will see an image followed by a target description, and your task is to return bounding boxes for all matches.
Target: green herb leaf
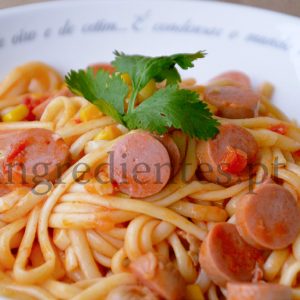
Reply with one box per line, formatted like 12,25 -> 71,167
65,51 -> 219,140
124,85 -> 219,139
112,50 -> 205,89
65,68 -> 128,124
112,51 -> 206,112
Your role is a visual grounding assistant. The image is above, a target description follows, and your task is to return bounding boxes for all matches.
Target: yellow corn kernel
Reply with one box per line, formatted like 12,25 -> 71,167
59,82 -> 68,90
2,104 -> 29,122
138,79 -> 156,102
94,125 -> 122,141
79,104 -> 103,122
121,73 -> 132,85
190,85 -> 206,95
204,101 -> 218,115
185,284 -> 205,300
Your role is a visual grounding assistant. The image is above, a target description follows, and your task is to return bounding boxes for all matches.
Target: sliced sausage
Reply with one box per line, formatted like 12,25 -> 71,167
111,132 -> 171,198
130,252 -> 185,300
208,71 -> 251,88
236,181 -> 300,250
204,86 -> 260,119
0,128 -> 70,185
154,134 -> 181,176
197,124 -> 258,186
106,285 -> 159,300
227,282 -> 292,300
199,223 -> 263,287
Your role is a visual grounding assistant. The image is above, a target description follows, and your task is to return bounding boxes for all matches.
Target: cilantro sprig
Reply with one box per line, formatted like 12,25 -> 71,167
112,51 -> 206,113
65,68 -> 128,124
65,51 -> 219,139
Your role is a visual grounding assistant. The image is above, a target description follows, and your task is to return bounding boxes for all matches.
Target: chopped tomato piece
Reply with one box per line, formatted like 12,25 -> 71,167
74,118 -> 82,124
293,150 -> 300,157
3,140 -> 28,174
24,111 -> 36,121
6,140 -> 28,164
269,124 -> 288,135
88,63 -> 115,75
23,96 -> 48,121
112,181 -> 119,193
220,146 -> 248,174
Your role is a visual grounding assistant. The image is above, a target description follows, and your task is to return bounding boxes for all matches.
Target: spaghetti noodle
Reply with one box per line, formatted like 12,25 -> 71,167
0,62 -> 299,300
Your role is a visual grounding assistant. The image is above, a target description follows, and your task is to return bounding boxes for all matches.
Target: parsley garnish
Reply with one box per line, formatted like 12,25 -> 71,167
125,85 -> 218,139
65,68 -> 128,124
65,51 -> 219,139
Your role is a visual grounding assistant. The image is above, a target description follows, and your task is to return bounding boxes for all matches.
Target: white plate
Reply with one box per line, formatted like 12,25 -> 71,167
0,0 -> 300,119
0,0 -> 300,298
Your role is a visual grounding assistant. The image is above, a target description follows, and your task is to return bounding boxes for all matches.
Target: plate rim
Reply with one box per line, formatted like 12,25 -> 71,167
0,0 -> 299,24
0,1 -> 299,300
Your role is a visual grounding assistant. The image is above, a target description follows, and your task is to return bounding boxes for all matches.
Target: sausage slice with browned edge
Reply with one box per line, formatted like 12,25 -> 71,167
199,223 -> 263,287
204,86 -> 260,119
111,132 -> 171,198
154,134 -> 181,176
227,283 -> 292,300
130,252 -> 185,300
197,124 -> 258,186
0,128 -> 70,185
208,71 -> 252,89
236,181 -> 300,250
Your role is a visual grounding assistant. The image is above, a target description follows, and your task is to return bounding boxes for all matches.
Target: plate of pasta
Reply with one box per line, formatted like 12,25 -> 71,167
1,1 -> 300,300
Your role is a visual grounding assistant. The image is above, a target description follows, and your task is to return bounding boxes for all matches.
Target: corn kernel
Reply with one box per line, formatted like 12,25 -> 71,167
121,73 -> 132,85
0,106 -> 15,118
204,101 -> 218,114
2,104 -> 29,122
186,284 -> 205,300
79,104 -> 103,122
138,79 -> 156,102
94,125 -> 122,141
190,85 -> 206,95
